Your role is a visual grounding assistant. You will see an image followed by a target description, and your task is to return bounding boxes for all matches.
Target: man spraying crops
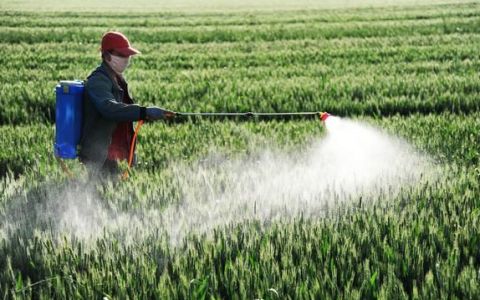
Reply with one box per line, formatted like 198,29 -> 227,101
79,31 -> 175,177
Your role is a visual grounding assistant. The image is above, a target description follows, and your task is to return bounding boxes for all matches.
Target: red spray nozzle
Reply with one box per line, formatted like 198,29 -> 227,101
319,112 -> 331,122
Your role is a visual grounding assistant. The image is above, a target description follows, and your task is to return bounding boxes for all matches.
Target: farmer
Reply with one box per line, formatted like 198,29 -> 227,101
79,31 -> 175,177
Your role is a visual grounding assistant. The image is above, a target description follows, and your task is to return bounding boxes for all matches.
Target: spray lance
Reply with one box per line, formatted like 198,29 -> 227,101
176,111 -> 331,120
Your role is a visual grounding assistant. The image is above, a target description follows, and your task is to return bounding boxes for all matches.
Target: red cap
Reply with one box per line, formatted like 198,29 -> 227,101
101,31 -> 140,57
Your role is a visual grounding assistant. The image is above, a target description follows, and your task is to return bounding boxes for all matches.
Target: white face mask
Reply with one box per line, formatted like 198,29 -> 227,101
108,54 -> 130,74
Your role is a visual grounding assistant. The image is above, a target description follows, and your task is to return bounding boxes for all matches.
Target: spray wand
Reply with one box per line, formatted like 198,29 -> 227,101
177,111 -> 331,120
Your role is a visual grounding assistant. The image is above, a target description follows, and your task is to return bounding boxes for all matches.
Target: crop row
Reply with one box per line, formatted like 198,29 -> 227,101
1,3 -> 478,28
1,16 -> 479,45
1,67 -> 479,125
1,32 -> 479,71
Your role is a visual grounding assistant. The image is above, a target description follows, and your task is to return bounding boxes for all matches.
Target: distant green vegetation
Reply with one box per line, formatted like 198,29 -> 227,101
0,3 -> 479,124
1,2 -> 479,299
0,0 -> 466,12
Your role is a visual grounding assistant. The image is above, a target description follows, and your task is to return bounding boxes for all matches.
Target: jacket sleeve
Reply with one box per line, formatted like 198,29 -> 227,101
86,72 -> 146,122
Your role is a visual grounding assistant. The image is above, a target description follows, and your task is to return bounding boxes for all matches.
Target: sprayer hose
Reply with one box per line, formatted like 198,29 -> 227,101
122,119 -> 144,180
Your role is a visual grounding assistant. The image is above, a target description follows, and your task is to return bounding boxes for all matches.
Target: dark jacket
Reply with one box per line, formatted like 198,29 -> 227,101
79,62 -> 146,170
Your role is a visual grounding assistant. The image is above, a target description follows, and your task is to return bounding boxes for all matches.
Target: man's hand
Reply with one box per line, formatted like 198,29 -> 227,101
163,110 -> 176,120
146,107 -> 176,121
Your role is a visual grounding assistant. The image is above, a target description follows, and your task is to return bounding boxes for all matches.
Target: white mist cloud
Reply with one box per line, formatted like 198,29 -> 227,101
1,118 -> 437,247
161,117 -> 435,244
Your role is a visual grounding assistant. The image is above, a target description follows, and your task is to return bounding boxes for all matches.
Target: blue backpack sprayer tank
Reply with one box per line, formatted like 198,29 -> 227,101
54,79 -> 145,179
54,80 -> 84,175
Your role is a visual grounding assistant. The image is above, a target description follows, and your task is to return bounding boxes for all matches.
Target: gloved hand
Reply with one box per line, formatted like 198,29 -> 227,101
146,107 -> 176,120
